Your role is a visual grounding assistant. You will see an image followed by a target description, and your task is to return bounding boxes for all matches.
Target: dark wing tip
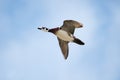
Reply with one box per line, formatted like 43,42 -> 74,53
63,52 -> 68,60
64,57 -> 68,60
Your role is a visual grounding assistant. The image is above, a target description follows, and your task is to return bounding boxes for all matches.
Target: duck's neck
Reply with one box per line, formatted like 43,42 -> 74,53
49,27 -> 60,34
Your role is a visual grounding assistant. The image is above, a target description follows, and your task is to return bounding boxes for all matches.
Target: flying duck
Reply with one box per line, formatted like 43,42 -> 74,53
38,20 -> 85,59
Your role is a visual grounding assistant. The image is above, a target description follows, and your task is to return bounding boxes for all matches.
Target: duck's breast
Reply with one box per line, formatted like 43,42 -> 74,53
56,30 -> 74,41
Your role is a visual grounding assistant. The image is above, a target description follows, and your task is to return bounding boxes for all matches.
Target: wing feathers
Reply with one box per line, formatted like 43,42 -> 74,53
61,20 -> 83,34
57,38 -> 69,59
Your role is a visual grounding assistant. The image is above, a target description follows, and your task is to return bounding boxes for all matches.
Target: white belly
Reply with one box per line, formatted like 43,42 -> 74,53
56,30 -> 74,41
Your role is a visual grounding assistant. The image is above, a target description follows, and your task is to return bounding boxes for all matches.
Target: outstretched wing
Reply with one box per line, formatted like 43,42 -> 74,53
57,38 -> 69,59
60,20 -> 83,34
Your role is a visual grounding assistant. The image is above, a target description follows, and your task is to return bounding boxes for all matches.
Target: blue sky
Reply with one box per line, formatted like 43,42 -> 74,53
0,0 -> 120,80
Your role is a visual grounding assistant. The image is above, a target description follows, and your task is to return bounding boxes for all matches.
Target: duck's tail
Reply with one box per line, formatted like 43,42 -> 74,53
73,38 -> 85,45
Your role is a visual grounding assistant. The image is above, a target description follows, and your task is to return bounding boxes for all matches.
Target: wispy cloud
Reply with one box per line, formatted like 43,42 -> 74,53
0,0 -> 120,80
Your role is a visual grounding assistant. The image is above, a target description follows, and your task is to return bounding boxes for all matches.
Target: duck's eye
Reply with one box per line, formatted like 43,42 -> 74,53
46,28 -> 48,30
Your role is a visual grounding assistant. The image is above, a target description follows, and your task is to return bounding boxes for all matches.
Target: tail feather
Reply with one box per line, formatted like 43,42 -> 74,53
73,38 -> 85,45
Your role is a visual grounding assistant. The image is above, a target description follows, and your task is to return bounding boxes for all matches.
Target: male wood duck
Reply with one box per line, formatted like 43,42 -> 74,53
38,20 -> 85,59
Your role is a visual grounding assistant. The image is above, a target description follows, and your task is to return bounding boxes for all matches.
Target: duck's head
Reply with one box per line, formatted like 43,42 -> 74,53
38,27 -> 49,32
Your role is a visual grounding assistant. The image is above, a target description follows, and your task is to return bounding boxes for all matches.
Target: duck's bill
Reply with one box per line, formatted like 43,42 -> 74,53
38,27 -> 42,30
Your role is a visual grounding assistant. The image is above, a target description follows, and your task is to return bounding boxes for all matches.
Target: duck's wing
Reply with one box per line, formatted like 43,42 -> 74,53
57,38 -> 69,59
60,20 -> 83,34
